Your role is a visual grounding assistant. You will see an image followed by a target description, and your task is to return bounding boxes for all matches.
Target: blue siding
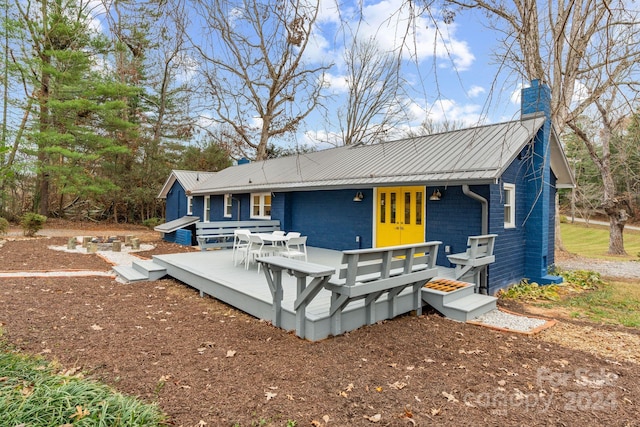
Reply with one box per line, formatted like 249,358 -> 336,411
165,181 -> 187,221
488,151 -> 529,292
288,189 -> 373,250
193,196 -> 204,220
426,185 -> 485,267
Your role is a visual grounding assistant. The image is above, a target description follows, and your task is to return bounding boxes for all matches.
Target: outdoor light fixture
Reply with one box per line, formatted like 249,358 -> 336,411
353,192 -> 364,202
429,189 -> 442,201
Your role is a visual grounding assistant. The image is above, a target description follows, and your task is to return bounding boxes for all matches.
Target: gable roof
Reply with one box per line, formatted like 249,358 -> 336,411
190,115 -> 574,196
157,170 -> 218,199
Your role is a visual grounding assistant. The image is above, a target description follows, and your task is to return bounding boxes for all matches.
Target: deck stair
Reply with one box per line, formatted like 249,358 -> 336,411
112,259 -> 167,283
422,278 -> 497,322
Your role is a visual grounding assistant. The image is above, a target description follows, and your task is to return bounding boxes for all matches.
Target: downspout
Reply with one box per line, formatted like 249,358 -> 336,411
462,185 -> 488,234
462,185 -> 489,294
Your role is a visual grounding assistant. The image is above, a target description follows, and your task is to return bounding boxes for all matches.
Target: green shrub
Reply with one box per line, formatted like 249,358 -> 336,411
498,280 -> 562,301
559,269 -> 604,290
142,217 -> 163,229
20,213 -> 47,237
0,217 -> 8,235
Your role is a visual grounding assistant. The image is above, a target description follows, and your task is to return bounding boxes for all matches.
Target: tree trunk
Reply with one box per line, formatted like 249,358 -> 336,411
554,192 -> 565,252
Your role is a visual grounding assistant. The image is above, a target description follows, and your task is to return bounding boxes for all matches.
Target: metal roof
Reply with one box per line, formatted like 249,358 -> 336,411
154,215 -> 200,233
157,170 -> 218,198
191,116 -> 574,195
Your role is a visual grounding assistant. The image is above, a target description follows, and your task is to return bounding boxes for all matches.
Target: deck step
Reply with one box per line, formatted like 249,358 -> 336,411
442,293 -> 497,322
422,278 -> 496,322
112,265 -> 149,283
133,260 -> 167,281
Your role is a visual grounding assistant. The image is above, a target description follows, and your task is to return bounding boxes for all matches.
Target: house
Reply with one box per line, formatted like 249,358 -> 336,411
157,80 -> 574,294
155,170 -> 217,244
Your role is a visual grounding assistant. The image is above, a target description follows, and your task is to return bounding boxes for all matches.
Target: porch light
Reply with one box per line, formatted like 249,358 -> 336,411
353,192 -> 364,202
429,189 -> 442,201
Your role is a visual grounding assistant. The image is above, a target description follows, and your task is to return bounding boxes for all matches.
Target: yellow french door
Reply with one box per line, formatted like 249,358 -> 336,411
376,187 -> 425,247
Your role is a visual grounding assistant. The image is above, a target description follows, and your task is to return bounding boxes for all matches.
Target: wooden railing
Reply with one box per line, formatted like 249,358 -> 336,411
258,241 -> 441,339
195,220 -> 280,250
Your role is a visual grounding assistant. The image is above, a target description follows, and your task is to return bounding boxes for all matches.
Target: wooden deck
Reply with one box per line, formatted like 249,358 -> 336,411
152,247 -> 442,341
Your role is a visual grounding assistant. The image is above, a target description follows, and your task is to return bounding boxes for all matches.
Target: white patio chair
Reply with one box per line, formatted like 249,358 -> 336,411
285,231 -> 301,238
232,230 -> 251,266
246,234 -> 273,272
280,236 -> 308,261
271,230 -> 286,246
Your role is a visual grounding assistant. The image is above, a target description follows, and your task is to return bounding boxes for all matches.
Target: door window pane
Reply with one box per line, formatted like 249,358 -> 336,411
380,193 -> 386,223
390,193 -> 396,223
404,192 -> 411,224
416,192 -> 423,225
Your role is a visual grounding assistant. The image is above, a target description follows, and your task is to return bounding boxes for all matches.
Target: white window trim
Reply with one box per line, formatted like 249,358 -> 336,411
187,195 -> 193,216
504,183 -> 516,228
204,195 -> 211,222
250,192 -> 272,219
224,194 -> 233,218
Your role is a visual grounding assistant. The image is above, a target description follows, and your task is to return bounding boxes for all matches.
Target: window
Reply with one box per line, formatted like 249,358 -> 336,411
204,196 -> 211,222
503,183 -> 516,228
224,194 -> 233,218
187,195 -> 193,215
250,193 -> 272,219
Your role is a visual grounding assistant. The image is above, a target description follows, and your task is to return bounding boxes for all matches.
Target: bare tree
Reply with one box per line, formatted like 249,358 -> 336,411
191,0 -> 331,161
444,0 -> 640,254
340,37 -> 405,145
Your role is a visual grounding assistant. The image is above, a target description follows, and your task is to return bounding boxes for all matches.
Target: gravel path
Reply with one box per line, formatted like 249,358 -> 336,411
556,257 -> 640,279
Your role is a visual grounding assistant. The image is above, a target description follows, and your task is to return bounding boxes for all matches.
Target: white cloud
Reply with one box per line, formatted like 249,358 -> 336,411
322,72 -> 349,94
306,0 -> 475,71
432,99 -> 483,124
467,85 -> 485,98
84,0 -> 107,34
303,129 -> 342,149
355,0 -> 474,70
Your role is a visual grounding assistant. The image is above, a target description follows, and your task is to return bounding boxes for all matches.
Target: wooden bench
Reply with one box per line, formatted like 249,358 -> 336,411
257,256 -> 336,340
195,220 -> 280,250
325,241 -> 441,336
447,234 -> 497,292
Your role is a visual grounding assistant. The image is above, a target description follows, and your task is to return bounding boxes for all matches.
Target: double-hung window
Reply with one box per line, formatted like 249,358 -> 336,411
204,196 -> 211,222
250,193 -> 272,219
187,195 -> 193,216
503,183 -> 516,228
224,194 -> 233,218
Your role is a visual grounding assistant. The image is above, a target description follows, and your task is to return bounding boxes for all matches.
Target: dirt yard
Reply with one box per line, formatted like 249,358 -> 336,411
1,220 -> 639,426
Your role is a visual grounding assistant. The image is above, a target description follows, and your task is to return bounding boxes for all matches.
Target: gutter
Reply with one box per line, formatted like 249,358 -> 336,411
462,185 -> 488,234
462,185 -> 490,294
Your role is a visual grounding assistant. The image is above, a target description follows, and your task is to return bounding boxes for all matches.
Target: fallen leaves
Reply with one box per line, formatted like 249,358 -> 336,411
442,391 -> 458,403
388,381 -> 407,390
459,348 -> 484,355
363,413 -> 381,423
226,350 -> 236,358
70,405 -> 90,420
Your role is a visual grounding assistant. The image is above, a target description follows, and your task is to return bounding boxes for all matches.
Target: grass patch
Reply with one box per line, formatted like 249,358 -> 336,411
499,271 -> 640,328
560,222 -> 640,260
0,340 -> 165,427
561,280 -> 640,327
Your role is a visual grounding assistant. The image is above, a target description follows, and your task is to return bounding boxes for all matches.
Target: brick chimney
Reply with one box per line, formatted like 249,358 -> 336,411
521,79 -> 562,284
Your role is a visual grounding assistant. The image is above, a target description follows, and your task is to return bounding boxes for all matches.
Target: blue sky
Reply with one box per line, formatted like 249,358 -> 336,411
293,0 -> 527,149
84,0 -> 526,151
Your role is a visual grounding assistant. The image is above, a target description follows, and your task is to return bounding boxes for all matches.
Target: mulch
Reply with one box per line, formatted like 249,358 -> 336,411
1,227 -> 639,426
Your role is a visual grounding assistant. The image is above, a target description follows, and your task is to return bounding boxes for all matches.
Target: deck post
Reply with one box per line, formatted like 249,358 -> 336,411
261,265 -> 284,328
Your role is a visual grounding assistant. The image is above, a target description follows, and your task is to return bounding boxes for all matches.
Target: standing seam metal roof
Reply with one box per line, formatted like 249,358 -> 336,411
191,116 -> 567,195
